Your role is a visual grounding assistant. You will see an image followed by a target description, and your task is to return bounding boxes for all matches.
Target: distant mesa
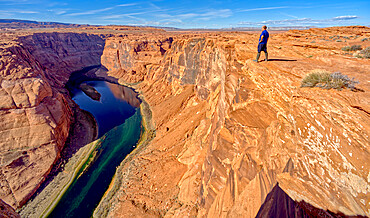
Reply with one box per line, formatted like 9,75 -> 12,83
0,18 -> 319,31
0,19 -> 90,29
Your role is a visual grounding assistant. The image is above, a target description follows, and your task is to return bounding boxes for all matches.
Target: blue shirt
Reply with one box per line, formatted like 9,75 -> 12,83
259,30 -> 269,44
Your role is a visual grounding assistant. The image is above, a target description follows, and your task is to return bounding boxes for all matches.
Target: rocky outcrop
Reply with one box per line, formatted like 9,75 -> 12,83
98,27 -> 370,217
0,26 -> 369,217
0,199 -> 20,218
102,36 -> 173,84
0,32 -> 104,208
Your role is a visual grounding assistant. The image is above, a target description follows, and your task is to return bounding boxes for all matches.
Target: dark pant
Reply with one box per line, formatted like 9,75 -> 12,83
258,43 -> 267,53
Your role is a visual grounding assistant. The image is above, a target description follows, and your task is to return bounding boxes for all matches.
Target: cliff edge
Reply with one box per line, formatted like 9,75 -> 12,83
97,26 -> 370,217
0,32 -> 104,208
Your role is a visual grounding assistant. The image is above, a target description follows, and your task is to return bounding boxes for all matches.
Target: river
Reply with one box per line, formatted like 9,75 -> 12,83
48,81 -> 142,217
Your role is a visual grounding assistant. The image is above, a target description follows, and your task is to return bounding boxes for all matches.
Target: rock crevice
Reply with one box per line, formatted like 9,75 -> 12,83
98,27 -> 370,217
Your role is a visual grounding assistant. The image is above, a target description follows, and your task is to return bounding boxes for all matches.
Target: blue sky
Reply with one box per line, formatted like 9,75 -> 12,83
0,0 -> 369,28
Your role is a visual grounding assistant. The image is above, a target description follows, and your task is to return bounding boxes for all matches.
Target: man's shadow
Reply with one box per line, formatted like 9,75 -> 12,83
267,58 -> 297,62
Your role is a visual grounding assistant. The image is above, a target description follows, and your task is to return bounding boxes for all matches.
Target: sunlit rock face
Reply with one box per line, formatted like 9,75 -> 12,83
0,32 -> 104,208
0,26 -> 369,217
99,27 -> 370,217
19,33 -> 105,88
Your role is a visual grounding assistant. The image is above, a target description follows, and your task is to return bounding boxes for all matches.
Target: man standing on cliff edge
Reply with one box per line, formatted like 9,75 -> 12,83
254,25 -> 269,62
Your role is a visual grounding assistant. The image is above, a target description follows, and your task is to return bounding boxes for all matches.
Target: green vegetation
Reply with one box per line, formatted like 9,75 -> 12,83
361,38 -> 368,42
301,70 -> 359,91
341,45 -> 362,51
359,47 -> 370,59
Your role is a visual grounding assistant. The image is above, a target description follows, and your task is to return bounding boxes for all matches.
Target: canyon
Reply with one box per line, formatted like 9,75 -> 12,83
0,26 -> 369,217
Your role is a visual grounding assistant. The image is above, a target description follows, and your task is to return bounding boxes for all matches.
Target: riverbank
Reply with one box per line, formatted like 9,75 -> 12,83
93,93 -> 155,217
19,80 -> 152,217
19,108 -> 99,217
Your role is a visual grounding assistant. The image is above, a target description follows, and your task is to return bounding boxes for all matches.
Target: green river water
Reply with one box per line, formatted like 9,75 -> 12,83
48,81 -> 142,217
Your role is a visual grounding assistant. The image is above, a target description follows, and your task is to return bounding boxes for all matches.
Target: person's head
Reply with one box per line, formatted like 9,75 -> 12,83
262,25 -> 267,30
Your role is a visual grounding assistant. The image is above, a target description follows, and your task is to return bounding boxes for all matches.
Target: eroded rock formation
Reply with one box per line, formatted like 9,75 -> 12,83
97,26 -> 370,217
0,26 -> 369,217
0,32 -> 104,208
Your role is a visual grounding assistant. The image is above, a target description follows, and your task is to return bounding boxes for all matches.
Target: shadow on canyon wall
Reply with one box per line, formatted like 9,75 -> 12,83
16,33 -> 109,210
268,58 -> 297,62
256,183 -> 367,218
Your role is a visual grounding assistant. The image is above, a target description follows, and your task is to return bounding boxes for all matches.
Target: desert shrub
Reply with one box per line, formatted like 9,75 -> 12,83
301,70 -> 331,87
301,70 -> 359,91
336,40 -> 342,42
359,47 -> 370,59
342,45 -> 361,51
350,45 -> 362,51
361,38 -> 368,42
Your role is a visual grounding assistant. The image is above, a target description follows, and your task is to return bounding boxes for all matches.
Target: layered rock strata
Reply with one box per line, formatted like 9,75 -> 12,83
0,32 -> 104,208
0,26 -> 369,217
97,27 -> 370,217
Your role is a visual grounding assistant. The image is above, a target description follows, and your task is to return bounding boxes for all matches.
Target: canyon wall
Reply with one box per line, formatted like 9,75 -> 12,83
0,199 -> 20,217
0,27 -> 368,217
99,27 -> 370,217
0,32 -> 104,208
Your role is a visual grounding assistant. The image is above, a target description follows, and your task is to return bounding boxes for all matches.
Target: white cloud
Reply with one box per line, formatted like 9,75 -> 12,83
67,4 -> 137,16
149,3 -> 161,10
201,9 -> 232,18
238,15 -> 359,26
280,12 -> 298,19
98,6 -> 230,25
155,9 -> 232,23
101,12 -> 146,20
17,10 -> 38,13
238,6 -> 289,12
55,10 -> 67,15
117,3 -> 137,7
333,15 -> 358,20
0,9 -> 38,14
68,7 -> 114,16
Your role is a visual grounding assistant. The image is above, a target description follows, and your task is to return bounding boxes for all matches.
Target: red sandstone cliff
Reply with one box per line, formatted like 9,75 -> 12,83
0,26 -> 369,217
97,27 -> 370,217
0,32 -> 104,208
